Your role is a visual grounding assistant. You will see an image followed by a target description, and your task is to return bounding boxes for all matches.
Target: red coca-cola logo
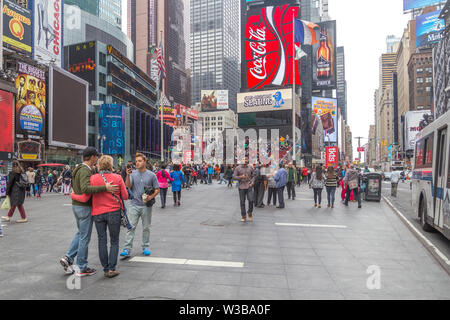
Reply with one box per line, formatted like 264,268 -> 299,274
245,5 -> 300,90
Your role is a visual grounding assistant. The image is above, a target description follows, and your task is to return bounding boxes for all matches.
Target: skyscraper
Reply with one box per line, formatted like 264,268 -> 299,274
190,0 -> 240,111
337,46 -> 347,121
128,0 -> 189,107
66,0 -> 121,29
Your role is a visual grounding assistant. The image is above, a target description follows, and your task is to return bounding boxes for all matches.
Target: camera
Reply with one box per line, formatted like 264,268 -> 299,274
143,186 -> 156,207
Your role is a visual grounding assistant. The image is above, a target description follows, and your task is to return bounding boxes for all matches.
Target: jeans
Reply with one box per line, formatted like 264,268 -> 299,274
391,183 -> 398,197
326,186 -> 336,205
160,188 -> 168,207
123,205 -> 152,251
239,188 -> 254,217
173,191 -> 181,204
287,181 -> 296,199
219,173 -> 225,184
277,186 -> 286,208
94,210 -> 121,272
345,188 -> 361,207
313,188 -> 323,205
66,205 -> 93,271
208,174 -> 212,184
36,184 -> 42,197
254,181 -> 265,207
267,187 -> 277,206
227,178 -> 233,187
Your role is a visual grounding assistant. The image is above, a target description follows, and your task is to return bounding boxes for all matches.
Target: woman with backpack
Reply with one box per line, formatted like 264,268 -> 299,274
156,164 -> 174,209
1,161 -> 28,223
170,164 -> 185,207
309,165 -> 325,208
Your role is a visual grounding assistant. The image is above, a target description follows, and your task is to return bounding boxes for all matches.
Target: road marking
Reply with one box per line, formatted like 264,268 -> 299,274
275,223 -> 348,229
63,204 -> 72,206
383,196 -> 450,268
129,257 -> 244,268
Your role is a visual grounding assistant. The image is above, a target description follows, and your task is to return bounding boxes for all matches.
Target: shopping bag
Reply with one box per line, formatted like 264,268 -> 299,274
1,196 -> 11,210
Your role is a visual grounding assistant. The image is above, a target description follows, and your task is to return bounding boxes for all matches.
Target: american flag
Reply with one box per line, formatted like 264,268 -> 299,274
156,42 -> 166,80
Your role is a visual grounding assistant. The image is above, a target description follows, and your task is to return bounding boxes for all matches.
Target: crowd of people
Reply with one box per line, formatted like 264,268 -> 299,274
0,146 -> 366,279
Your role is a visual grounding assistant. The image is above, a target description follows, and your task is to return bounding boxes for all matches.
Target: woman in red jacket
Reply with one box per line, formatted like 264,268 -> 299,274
71,155 -> 128,278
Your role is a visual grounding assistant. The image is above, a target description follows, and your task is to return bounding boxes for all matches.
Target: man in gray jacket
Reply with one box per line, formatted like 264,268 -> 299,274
233,157 -> 255,222
344,165 -> 362,208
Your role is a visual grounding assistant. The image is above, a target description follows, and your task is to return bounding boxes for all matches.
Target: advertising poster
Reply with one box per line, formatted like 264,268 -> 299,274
404,110 -> 432,151
0,90 -> 14,160
67,41 -> 96,91
0,175 -> 7,197
15,62 -> 46,137
403,0 -> 445,12
244,5 -> 301,91
201,90 -> 229,111
2,0 -> 32,55
326,146 -> 339,168
33,0 -> 63,67
312,97 -> 338,143
416,10 -> 444,48
237,89 -> 292,114
99,104 -> 125,155
312,21 -> 337,90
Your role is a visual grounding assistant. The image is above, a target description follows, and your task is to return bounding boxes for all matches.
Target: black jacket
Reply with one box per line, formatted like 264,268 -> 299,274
7,172 -> 26,206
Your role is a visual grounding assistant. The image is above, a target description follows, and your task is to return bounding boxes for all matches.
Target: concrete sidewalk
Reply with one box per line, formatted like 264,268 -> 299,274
0,182 -> 449,300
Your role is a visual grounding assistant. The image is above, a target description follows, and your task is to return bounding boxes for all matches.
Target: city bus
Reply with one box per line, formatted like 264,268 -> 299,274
412,109 -> 450,240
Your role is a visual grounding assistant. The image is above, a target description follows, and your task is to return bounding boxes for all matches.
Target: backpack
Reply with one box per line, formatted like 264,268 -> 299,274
16,173 -> 30,189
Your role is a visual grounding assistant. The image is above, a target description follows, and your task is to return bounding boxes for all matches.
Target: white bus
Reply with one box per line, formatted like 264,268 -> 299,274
412,109 -> 450,240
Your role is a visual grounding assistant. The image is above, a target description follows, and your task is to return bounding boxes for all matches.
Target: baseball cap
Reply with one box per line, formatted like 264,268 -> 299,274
82,147 -> 99,159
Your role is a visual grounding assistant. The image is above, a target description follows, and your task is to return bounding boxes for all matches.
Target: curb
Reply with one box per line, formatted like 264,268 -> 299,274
382,196 -> 450,276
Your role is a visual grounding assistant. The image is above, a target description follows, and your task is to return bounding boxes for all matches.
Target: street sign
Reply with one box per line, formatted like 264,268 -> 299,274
357,147 -> 365,152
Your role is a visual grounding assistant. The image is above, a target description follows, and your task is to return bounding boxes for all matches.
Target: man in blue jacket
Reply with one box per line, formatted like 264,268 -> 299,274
274,163 -> 288,209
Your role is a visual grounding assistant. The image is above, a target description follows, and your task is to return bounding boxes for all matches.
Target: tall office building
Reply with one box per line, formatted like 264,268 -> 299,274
190,0 -> 240,111
386,35 -> 401,53
301,0 -> 330,23
336,47 -> 347,121
379,53 -> 397,90
128,0 -> 189,107
66,0 -> 121,29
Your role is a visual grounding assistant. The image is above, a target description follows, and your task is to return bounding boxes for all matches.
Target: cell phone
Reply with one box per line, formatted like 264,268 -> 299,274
127,164 -> 132,169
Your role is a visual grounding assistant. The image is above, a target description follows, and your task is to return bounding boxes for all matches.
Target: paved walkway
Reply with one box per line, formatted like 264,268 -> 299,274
0,182 -> 449,300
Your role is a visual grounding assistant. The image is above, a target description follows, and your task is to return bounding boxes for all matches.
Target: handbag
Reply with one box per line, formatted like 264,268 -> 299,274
1,196 -> 11,210
99,172 -> 133,230
16,173 -> 30,189
349,180 -> 358,190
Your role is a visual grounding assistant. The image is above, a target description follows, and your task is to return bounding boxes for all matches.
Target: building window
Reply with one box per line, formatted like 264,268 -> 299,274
88,112 -> 96,127
88,134 -> 96,148
426,87 -> 432,92
417,68 -> 423,73
99,93 -> 106,102
99,73 -> 106,87
99,52 -> 107,67
417,78 -> 423,83
426,77 -> 432,83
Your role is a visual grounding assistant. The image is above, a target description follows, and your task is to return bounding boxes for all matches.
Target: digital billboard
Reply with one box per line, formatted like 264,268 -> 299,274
243,5 -> 301,91
49,66 -> 88,149
237,89 -> 292,114
0,90 -> 14,160
2,0 -> 32,55
312,97 -> 338,143
416,10 -> 445,47
15,62 -> 46,137
99,104 -> 125,155
403,0 -> 445,12
201,90 -> 229,111
312,21 -> 337,90
33,0 -> 63,67
404,110 -> 432,151
66,41 -> 96,91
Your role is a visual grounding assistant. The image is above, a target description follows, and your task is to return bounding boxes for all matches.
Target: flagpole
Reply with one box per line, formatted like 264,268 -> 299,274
292,9 -> 296,165
160,30 -> 164,163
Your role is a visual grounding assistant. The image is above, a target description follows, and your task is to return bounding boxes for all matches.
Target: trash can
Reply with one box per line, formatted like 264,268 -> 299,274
364,173 -> 382,202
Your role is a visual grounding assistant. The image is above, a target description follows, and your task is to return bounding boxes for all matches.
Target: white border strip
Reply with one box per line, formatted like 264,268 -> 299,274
383,196 -> 450,267
275,223 -> 347,229
129,257 -> 244,268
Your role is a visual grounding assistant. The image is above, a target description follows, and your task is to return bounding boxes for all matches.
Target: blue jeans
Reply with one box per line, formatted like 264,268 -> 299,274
208,174 -> 212,184
277,186 -> 286,208
94,210 -> 121,272
65,205 -> 93,271
313,188 -> 323,205
326,186 -> 336,205
219,173 -> 225,184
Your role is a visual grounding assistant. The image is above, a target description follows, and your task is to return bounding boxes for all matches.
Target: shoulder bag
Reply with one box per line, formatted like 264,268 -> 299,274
99,172 -> 133,230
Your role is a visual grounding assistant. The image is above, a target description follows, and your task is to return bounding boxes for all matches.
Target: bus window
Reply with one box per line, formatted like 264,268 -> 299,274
415,139 -> 423,167
425,135 -> 434,167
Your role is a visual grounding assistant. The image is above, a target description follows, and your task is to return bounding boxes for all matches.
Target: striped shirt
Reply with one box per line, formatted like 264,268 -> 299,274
325,173 -> 339,187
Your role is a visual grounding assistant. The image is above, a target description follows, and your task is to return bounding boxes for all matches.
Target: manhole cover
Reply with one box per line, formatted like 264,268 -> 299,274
200,219 -> 230,227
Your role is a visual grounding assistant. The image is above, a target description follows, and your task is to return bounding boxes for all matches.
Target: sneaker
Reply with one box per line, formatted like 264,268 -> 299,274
248,213 -> 253,222
314,204 -> 317,207
16,218 -> 28,223
105,270 -> 120,278
318,205 -> 321,208
60,256 -> 74,274
1,216 -> 10,222
358,206 -> 362,209
143,248 -> 151,256
120,249 -> 131,257
240,217 -> 246,222
76,267 -> 96,277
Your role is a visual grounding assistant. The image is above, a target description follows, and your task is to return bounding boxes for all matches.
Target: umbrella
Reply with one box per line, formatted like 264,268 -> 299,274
37,163 -> 65,167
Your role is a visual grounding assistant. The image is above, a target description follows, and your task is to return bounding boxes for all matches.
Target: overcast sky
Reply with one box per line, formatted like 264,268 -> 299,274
329,0 -> 411,157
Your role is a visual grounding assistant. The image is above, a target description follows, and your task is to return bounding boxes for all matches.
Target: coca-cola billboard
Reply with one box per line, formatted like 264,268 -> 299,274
244,5 -> 301,91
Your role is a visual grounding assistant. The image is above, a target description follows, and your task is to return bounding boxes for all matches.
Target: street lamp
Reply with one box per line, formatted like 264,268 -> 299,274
98,135 -> 106,154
